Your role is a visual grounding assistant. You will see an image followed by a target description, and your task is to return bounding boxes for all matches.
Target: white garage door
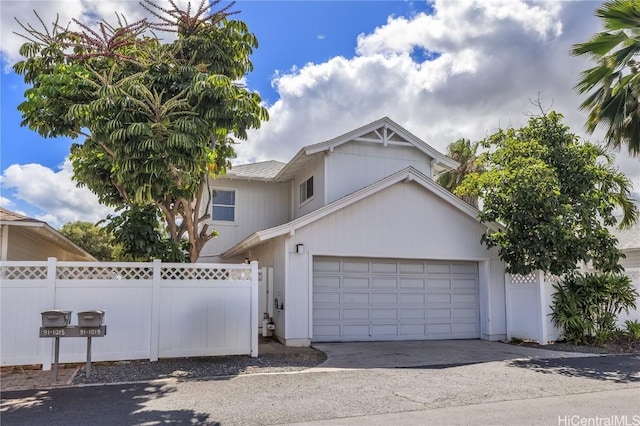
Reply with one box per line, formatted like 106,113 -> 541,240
312,257 -> 480,342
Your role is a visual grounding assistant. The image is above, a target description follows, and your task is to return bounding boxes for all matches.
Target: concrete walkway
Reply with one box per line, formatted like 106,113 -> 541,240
312,340 -> 592,370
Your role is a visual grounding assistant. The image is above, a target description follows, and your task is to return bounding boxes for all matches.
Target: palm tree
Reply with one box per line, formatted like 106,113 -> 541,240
437,138 -> 481,207
572,0 -> 640,157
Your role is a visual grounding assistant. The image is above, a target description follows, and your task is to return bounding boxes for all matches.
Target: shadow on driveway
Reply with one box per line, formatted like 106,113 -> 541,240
508,354 -> 640,383
0,381 -> 219,426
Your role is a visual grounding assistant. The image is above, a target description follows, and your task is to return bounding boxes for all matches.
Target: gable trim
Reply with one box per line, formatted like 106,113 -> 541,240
223,166 -> 501,258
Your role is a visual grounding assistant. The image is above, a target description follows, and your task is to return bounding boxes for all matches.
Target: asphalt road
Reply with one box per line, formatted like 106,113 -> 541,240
1,354 -> 639,425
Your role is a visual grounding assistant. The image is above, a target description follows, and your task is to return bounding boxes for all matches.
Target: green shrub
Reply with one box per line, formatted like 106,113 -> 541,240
625,320 -> 640,340
550,272 -> 638,345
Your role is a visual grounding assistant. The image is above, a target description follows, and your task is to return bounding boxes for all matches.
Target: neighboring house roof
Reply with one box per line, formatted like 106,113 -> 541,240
222,160 -> 287,181
274,117 -> 461,182
222,166 -> 501,258
0,207 -> 97,261
610,220 -> 640,251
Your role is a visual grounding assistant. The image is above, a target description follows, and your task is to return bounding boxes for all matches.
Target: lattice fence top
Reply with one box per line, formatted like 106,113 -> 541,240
160,266 -> 251,281
509,273 -> 537,284
1,265 -> 48,280
57,266 -> 153,280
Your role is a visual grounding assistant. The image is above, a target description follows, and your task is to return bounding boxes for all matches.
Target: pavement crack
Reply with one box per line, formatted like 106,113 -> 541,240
391,391 -> 435,408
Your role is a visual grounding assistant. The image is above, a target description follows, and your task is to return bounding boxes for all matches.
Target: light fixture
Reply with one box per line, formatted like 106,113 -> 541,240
295,243 -> 304,254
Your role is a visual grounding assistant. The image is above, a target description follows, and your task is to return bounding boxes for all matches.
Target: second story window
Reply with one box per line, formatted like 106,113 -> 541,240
212,190 -> 235,222
299,176 -> 314,204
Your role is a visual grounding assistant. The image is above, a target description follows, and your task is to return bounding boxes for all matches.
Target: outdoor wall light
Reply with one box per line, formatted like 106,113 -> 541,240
295,244 -> 304,254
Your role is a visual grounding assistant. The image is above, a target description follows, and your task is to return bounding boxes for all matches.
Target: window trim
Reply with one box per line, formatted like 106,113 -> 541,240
299,176 -> 314,206
211,188 -> 237,224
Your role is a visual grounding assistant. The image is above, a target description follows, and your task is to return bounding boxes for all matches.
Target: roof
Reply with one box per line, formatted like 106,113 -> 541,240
222,166 -> 501,258
610,219 -> 640,251
0,207 -> 97,261
223,160 -> 286,181
273,117 -> 460,182
0,207 -> 43,223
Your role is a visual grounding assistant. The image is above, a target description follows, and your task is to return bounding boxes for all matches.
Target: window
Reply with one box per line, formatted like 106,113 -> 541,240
212,190 -> 235,222
299,176 -> 314,204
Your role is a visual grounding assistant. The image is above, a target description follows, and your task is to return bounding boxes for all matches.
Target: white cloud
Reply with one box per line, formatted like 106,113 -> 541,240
0,196 -> 15,207
234,0 -> 639,196
0,159 -> 113,228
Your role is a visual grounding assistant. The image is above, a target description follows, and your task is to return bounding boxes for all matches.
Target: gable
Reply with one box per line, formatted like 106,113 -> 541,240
223,167 -> 500,258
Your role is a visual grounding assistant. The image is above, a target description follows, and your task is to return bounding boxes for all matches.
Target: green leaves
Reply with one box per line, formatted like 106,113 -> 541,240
457,111 -> 638,276
14,2 -> 269,261
572,0 -> 640,156
551,272 -> 638,344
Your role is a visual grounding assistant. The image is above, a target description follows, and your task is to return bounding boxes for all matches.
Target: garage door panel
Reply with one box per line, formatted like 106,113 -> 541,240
453,279 -> 477,289
372,277 -> 397,289
400,278 -> 424,289
315,292 -> 340,304
343,325 -> 369,336
371,309 -> 397,320
343,260 -> 369,273
399,263 -> 424,274
371,293 -> 397,304
315,276 -> 340,288
400,324 -> 425,335
427,293 -> 451,304
452,293 -> 477,304
453,308 -> 478,319
314,259 -> 341,272
399,293 -> 425,304
343,309 -> 369,320
452,263 -> 478,274
427,323 -> 452,334
313,257 -> 479,342
343,293 -> 369,304
426,308 -> 451,319
343,277 -> 369,288
371,324 -> 398,335
314,308 -> 340,320
426,264 -> 451,274
371,262 -> 397,273
400,309 -> 425,319
427,279 -> 451,289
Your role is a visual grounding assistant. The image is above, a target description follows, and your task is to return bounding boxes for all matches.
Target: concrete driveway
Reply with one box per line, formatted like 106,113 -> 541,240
2,340 -> 638,425
312,339 -> 590,369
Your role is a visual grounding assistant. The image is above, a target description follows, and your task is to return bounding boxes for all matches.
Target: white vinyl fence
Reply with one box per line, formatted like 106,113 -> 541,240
506,268 -> 640,344
1,258 -> 258,369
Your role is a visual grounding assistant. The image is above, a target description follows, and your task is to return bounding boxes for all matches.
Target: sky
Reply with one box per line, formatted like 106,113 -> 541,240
1,0 -> 639,228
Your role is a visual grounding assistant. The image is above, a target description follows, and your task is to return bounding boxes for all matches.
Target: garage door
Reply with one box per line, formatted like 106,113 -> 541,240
312,257 -> 480,342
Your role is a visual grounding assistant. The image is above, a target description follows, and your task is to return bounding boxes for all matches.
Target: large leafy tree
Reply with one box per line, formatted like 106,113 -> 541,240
59,221 -> 122,261
456,111 -> 638,276
436,138 -> 482,208
572,0 -> 640,156
13,0 -> 268,262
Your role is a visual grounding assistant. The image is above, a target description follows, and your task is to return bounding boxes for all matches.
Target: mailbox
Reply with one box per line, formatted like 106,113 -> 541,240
41,310 -> 72,327
77,310 -> 105,327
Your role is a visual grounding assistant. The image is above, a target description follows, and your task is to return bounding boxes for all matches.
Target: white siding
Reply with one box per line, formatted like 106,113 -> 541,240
200,179 -> 289,261
325,141 -> 432,204
284,181 -> 505,343
293,156 -> 325,219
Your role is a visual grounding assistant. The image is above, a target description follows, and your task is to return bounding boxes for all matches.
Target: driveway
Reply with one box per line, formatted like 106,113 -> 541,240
2,340 -> 639,425
312,340 -> 591,369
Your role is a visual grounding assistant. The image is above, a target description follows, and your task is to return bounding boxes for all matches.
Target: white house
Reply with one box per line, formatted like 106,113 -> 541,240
199,117 -> 507,346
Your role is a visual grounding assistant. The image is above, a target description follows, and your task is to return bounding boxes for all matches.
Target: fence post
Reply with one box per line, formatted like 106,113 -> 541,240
149,259 -> 162,362
250,261 -> 259,357
504,274 -> 512,340
537,270 -> 549,345
41,257 -> 57,371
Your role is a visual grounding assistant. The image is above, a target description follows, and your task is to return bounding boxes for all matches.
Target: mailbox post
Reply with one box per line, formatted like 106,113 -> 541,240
40,310 -> 106,380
